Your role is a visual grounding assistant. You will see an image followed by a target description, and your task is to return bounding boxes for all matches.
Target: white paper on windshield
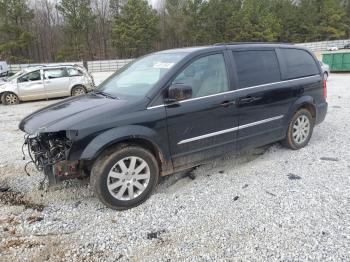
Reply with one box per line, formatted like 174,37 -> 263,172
153,62 -> 174,69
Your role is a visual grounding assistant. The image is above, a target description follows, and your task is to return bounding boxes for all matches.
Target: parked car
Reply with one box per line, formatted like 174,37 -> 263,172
19,43 -> 328,210
344,43 -> 350,49
326,46 -> 338,51
0,64 -> 94,105
0,61 -> 9,77
0,72 -> 16,85
319,60 -> 330,81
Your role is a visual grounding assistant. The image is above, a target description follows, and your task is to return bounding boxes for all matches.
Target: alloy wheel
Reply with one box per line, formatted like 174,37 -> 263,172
5,93 -> 18,105
107,156 -> 150,201
73,87 -> 85,96
292,115 -> 310,144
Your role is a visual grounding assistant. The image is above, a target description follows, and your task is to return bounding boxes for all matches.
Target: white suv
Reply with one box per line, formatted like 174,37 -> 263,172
0,64 -> 94,105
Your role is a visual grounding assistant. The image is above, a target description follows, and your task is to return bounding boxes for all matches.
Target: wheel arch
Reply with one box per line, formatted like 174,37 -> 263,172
289,96 -> 316,119
70,84 -> 87,95
0,88 -> 20,97
70,126 -> 172,175
1,91 -> 20,104
300,102 -> 316,120
97,137 -> 168,175
283,96 -> 317,133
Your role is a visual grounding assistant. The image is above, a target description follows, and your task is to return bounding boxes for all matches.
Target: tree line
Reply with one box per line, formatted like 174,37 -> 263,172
0,0 -> 349,63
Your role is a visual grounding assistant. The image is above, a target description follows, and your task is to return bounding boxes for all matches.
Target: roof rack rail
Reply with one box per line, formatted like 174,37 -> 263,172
213,42 -> 294,46
24,63 -> 81,68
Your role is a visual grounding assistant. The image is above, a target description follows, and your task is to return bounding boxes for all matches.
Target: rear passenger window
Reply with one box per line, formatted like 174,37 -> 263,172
67,68 -> 83,77
44,69 -> 67,79
233,50 -> 281,88
279,48 -> 319,79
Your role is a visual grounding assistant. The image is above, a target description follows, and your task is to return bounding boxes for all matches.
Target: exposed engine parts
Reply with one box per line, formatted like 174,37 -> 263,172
22,131 -> 88,185
24,131 -> 72,171
23,131 -> 89,185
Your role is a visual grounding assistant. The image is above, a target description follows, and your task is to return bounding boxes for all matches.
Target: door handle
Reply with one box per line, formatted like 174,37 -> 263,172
238,96 -> 260,104
220,100 -> 236,107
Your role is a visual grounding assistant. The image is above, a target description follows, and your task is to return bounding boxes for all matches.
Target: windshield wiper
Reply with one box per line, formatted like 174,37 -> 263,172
91,90 -> 119,99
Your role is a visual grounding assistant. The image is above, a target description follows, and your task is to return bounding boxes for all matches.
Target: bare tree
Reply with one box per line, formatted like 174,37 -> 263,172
30,0 -> 63,62
92,0 -> 112,59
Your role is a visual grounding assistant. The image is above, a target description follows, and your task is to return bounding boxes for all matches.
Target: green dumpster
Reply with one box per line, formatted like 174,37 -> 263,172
322,51 -> 350,72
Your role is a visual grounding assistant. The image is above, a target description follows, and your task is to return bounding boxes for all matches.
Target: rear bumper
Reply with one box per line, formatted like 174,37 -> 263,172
315,102 -> 328,125
85,83 -> 94,91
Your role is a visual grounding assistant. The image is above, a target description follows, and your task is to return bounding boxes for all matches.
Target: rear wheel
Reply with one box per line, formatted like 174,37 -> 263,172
1,92 -> 19,105
91,145 -> 159,210
282,109 -> 314,150
71,85 -> 86,96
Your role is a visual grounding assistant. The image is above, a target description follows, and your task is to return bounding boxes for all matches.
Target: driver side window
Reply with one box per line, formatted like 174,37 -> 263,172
18,70 -> 41,83
172,54 -> 229,99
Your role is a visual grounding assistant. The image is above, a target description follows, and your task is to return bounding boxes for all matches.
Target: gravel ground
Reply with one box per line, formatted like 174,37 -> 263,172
0,74 -> 349,261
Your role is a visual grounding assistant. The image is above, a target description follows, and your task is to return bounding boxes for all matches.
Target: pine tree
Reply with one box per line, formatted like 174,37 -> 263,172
318,0 -> 347,40
111,0 -> 159,58
0,0 -> 36,62
56,0 -> 96,61
232,0 -> 281,42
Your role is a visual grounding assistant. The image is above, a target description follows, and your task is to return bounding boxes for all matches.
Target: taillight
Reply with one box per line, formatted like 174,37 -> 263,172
323,80 -> 327,99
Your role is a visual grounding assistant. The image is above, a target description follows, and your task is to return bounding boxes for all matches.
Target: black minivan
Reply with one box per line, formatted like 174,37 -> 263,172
20,43 -> 327,210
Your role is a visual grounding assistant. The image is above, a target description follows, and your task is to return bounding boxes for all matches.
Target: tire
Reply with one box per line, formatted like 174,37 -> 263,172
1,92 -> 19,105
324,72 -> 328,81
282,108 -> 314,150
90,145 -> 159,210
71,85 -> 86,96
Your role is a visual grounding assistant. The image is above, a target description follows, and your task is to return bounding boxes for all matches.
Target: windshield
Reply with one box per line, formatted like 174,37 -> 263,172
7,70 -> 27,81
98,52 -> 187,98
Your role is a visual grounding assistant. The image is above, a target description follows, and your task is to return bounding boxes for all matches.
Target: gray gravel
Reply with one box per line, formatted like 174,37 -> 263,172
0,74 -> 349,261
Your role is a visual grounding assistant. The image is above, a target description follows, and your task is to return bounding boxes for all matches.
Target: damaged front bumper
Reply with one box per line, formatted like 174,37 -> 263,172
24,131 -> 85,185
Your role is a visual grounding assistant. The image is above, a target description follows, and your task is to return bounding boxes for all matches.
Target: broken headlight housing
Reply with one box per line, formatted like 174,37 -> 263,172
25,131 -> 73,171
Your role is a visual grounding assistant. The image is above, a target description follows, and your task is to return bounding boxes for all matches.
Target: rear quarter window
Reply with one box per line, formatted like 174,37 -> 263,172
232,50 -> 281,89
67,68 -> 84,77
279,48 -> 319,79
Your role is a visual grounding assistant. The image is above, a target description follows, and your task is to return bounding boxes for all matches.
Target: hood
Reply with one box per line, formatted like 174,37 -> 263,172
0,80 -> 16,89
0,80 -> 10,87
19,93 -> 131,135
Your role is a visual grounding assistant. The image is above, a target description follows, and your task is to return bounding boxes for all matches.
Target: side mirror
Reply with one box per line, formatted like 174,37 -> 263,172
167,84 -> 192,103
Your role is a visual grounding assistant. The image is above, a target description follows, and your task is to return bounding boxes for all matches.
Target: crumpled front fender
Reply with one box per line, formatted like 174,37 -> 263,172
68,125 -> 171,170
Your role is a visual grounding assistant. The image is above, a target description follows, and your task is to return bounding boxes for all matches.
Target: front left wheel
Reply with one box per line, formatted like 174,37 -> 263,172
91,145 -> 159,210
1,92 -> 19,105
